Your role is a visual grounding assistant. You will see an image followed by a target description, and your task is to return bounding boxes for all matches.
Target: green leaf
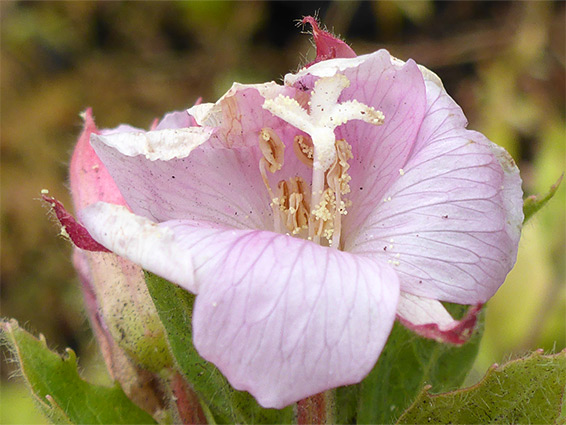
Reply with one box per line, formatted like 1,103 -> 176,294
396,349 -> 566,424
356,304 -> 484,424
144,273 -> 294,424
523,173 -> 563,223
0,319 -> 157,425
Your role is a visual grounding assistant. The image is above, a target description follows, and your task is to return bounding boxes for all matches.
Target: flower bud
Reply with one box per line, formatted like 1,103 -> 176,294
68,109 -> 173,411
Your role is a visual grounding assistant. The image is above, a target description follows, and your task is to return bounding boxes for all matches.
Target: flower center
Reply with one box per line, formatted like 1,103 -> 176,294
260,74 -> 384,248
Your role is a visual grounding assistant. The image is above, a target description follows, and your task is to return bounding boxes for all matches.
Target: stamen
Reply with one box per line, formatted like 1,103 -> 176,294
327,139 -> 353,195
277,177 -> 310,235
331,177 -> 342,249
326,139 -> 354,249
258,128 -> 285,232
277,180 -> 290,211
311,188 -> 336,243
293,135 -> 314,167
259,128 -> 285,173
262,74 -> 385,248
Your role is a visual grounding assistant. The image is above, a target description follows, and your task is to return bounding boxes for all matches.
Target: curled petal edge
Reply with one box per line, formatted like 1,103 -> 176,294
396,292 -> 482,345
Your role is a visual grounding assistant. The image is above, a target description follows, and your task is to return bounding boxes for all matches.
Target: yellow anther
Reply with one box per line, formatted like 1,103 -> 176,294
258,127 -> 286,233
259,128 -> 285,173
293,134 -> 314,168
277,177 -> 310,235
311,188 -> 337,244
327,139 -> 353,196
278,180 -> 290,211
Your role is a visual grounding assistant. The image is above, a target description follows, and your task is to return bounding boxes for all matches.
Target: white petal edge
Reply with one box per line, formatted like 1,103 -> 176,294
284,54 -> 369,83
187,102 -> 219,127
92,127 -> 215,161
79,202 -> 195,292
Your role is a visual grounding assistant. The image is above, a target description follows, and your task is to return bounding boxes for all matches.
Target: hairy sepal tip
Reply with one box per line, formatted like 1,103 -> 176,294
42,194 -> 110,252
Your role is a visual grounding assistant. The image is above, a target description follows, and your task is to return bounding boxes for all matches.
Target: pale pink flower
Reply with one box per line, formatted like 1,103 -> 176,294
56,21 -> 522,409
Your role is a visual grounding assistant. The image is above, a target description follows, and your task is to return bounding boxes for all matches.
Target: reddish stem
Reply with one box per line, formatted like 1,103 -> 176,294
170,372 -> 208,424
297,392 -> 327,425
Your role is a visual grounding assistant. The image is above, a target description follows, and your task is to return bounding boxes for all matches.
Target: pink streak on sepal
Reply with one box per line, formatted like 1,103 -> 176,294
302,16 -> 357,66
42,195 -> 110,252
149,118 -> 159,131
69,108 -> 127,210
398,303 -> 483,345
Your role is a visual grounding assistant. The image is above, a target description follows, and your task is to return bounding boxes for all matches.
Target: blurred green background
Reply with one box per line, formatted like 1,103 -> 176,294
1,1 -> 564,423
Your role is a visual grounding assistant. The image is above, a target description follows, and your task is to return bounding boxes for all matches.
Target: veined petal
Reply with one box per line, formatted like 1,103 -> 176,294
91,130 -> 273,230
339,54 -> 427,233
347,78 -> 523,304
396,292 -> 481,345
285,55 -> 366,83
92,83 -> 313,230
79,202 -> 195,292
78,201 -> 400,409
183,226 -> 400,409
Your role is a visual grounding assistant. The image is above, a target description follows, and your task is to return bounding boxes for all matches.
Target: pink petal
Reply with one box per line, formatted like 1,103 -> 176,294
91,83 -> 309,231
174,224 -> 399,409
91,130 -> 273,230
155,110 -> 193,130
78,201 -> 400,409
189,82 -> 297,149
396,292 -> 481,345
302,16 -> 357,66
190,82 -> 314,193
347,77 -> 523,304
338,53 -> 427,236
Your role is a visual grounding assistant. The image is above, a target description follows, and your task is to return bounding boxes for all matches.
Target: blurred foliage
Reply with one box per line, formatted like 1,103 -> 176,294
1,1 -> 564,423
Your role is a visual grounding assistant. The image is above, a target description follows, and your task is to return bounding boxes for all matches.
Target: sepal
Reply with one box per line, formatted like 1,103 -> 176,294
0,320 -> 158,424
302,16 -> 356,65
523,173 -> 563,223
42,194 -> 109,252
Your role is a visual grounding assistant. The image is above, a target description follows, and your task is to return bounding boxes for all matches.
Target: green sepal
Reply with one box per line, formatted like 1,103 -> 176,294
356,303 -> 484,424
0,319 -> 157,424
396,349 -> 566,424
144,272 -> 294,424
523,173 -> 563,223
